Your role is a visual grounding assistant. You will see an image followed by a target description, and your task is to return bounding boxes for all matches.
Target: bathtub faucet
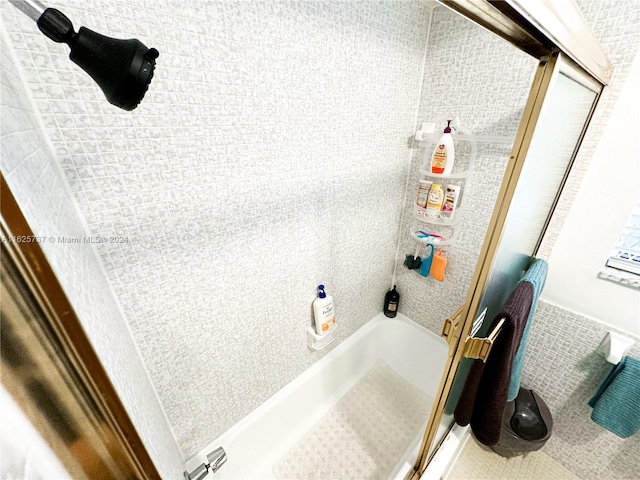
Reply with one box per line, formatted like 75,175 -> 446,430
183,447 -> 227,480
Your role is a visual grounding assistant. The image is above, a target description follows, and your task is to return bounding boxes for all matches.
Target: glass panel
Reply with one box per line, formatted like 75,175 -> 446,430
478,66 -> 599,325
438,54 -> 600,463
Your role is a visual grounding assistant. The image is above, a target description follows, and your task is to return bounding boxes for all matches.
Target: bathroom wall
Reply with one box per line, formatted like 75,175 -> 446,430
0,31 -> 183,478
395,5 -> 537,333
523,301 -> 640,480
0,0 -> 435,456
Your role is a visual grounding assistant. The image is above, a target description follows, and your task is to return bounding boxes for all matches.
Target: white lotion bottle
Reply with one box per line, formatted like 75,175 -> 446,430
431,119 -> 455,175
313,284 -> 336,335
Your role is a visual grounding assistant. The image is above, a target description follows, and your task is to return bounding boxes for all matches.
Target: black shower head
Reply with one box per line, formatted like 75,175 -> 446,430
35,7 -> 159,111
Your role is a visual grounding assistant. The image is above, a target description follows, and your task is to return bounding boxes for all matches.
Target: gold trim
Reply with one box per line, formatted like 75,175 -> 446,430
440,306 -> 464,344
1,175 -> 161,480
440,0 -> 612,85
411,50 -> 605,477
409,53 -> 561,478
462,318 -> 505,362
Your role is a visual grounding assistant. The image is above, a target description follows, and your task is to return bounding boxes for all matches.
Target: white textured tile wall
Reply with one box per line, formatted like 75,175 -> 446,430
0,30 -> 183,479
523,300 -> 640,480
395,5 -> 537,333
1,0 -> 434,456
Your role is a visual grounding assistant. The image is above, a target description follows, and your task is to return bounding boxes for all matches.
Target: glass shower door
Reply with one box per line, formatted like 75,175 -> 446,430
411,51 -> 603,478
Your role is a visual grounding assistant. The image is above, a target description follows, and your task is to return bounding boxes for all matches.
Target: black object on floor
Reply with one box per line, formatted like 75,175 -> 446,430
490,387 -> 553,458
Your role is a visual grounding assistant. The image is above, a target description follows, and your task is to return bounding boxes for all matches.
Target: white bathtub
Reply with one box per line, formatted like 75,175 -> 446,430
186,313 -> 467,479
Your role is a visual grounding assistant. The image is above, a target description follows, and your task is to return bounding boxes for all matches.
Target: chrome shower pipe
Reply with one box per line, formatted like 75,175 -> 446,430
7,0 -> 46,21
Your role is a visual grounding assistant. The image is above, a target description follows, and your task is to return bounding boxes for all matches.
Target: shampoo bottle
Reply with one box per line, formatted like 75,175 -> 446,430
383,285 -> 400,318
313,285 -> 336,335
431,120 -> 455,175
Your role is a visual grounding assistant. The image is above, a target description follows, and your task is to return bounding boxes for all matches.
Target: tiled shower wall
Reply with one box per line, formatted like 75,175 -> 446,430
0,32 -> 183,478
1,0 -> 434,456
395,6 -> 537,332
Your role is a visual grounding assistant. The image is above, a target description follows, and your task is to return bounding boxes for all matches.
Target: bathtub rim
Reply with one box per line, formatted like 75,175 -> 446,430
186,312 -> 451,478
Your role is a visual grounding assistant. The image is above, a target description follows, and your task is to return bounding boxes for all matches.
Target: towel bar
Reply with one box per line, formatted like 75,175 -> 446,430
462,317 -> 505,362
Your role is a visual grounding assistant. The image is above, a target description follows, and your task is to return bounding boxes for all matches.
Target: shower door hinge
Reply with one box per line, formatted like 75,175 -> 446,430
440,306 -> 464,346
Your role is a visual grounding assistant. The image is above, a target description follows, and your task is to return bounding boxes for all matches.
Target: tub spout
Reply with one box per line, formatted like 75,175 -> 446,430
184,447 -> 227,480
207,447 -> 227,473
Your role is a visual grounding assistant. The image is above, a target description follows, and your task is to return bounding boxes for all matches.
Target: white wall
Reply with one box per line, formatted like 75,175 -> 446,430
543,48 -> 640,335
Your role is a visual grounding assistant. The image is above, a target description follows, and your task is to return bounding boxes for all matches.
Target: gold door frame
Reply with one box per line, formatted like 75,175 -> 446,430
405,2 -> 610,476
409,51 -> 605,480
1,175 -> 161,480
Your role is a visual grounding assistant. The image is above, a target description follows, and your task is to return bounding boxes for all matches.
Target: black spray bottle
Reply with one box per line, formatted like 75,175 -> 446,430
383,286 -> 400,318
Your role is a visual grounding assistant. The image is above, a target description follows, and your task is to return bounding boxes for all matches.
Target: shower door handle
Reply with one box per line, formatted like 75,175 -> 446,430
440,305 -> 464,347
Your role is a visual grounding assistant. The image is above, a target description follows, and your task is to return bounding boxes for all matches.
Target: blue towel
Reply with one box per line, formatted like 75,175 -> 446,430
507,258 -> 548,401
588,356 -> 640,438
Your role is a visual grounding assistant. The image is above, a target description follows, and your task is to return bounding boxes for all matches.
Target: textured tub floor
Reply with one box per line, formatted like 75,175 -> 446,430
272,360 -> 431,480
445,436 -> 581,480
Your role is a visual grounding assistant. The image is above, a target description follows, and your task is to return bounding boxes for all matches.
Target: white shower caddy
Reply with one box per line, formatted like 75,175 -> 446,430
411,122 -> 478,248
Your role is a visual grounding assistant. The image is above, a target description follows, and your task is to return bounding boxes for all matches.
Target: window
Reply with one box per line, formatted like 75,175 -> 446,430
600,201 -> 640,288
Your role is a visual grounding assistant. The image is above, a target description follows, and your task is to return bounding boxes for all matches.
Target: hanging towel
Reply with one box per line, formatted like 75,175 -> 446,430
508,258 -> 548,401
588,356 -> 640,438
470,281 -> 533,446
454,315 -> 504,426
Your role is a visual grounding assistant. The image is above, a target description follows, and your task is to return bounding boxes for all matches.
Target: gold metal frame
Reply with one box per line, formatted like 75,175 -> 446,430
409,47 -> 604,478
441,0 -> 612,85
1,175 -> 161,480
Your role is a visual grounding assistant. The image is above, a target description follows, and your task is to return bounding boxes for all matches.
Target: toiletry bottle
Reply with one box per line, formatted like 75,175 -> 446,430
442,184 -> 461,219
416,179 -> 433,208
383,285 -> 400,318
426,183 -> 445,218
313,285 -> 336,335
431,120 -> 455,175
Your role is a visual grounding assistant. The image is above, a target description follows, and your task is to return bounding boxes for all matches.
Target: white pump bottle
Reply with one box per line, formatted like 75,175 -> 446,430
313,285 -> 336,335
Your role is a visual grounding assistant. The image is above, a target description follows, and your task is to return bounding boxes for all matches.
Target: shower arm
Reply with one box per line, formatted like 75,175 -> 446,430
7,0 -> 46,22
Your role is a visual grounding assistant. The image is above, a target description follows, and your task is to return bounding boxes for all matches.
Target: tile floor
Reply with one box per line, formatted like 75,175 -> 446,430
446,436 -> 581,480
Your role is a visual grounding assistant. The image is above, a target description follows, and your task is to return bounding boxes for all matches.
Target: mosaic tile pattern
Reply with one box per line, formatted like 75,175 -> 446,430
446,436 -> 581,480
0,30 -> 183,479
522,300 -> 640,480
273,361 -> 430,480
0,0 -> 434,455
395,6 -> 537,334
